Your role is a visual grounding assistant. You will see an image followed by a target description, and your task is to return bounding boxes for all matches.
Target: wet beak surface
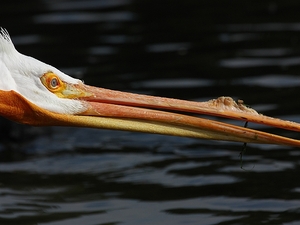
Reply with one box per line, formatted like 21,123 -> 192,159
61,83 -> 300,147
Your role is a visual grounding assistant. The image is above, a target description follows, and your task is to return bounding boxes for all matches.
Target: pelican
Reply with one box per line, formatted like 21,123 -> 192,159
1,27 -> 300,147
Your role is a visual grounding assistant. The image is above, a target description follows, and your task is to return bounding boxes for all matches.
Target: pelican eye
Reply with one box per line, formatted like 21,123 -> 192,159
41,72 -> 89,99
41,72 -> 65,94
50,77 -> 59,89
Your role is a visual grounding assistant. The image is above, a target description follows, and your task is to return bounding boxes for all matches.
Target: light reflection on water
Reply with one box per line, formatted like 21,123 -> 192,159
34,11 -> 136,24
131,78 -> 214,88
219,57 -> 300,68
233,75 -> 300,88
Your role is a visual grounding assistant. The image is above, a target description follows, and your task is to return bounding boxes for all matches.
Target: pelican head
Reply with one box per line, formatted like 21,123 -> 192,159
1,27 -> 300,146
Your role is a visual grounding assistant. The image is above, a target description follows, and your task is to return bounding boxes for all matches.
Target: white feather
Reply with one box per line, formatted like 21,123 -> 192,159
0,28 -> 86,114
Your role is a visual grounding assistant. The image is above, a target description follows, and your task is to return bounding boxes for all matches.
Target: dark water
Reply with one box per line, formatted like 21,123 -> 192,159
1,1 -> 300,224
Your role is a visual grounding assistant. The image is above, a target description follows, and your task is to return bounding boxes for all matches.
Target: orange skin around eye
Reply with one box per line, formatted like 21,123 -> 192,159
40,72 -> 92,99
40,72 -> 66,96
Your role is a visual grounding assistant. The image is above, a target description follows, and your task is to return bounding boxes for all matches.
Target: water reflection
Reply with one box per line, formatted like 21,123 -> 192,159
220,57 -> 300,68
45,0 -> 131,11
233,75 -> 300,88
131,78 -> 213,88
223,23 -> 300,32
34,11 -> 135,24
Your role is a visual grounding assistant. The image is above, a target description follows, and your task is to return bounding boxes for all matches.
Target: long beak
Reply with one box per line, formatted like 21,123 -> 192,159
73,83 -> 300,146
2,82 -> 300,146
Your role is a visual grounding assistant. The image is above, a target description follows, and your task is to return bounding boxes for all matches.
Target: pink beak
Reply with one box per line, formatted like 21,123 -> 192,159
70,84 -> 300,146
